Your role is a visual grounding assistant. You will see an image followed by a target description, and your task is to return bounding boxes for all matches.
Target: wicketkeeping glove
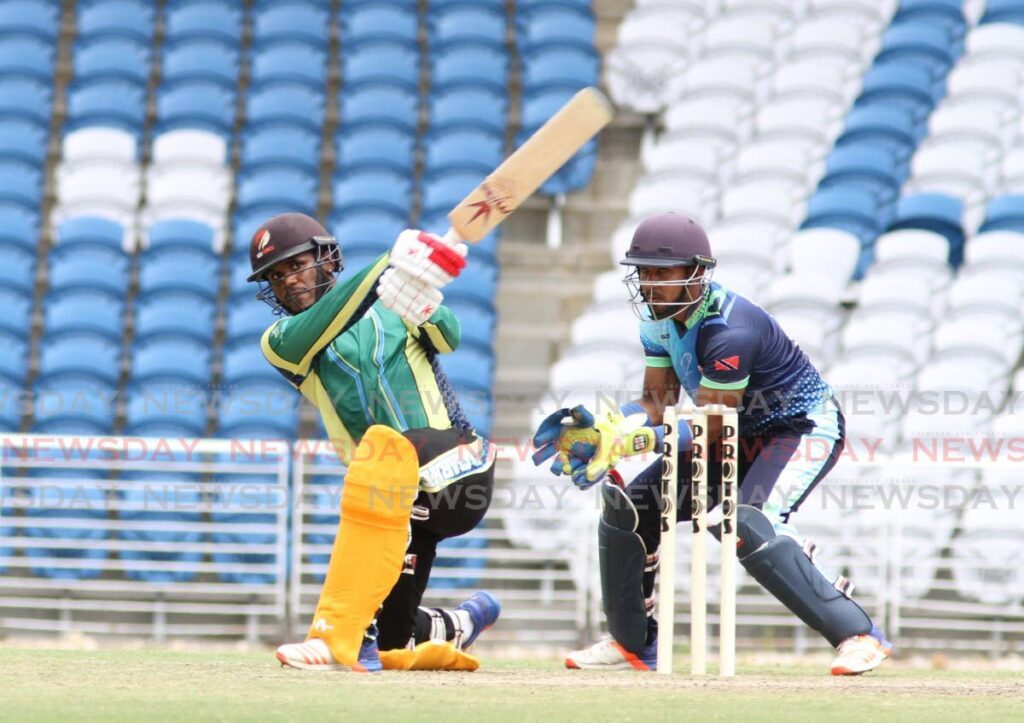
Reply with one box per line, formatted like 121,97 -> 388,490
571,410 -> 659,489
531,405 -> 602,488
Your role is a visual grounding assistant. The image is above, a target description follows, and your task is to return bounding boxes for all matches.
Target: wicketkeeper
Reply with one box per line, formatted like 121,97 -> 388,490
533,213 -> 892,675
247,213 -> 499,672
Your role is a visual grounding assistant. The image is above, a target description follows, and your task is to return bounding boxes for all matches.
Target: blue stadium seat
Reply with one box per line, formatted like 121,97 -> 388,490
72,37 -> 150,85
236,166 -> 318,216
0,203 -> 39,250
892,0 -> 966,42
444,298 -> 496,351
340,39 -> 419,89
519,88 -> 599,193
818,147 -> 904,203
44,288 -> 124,340
340,1 -> 418,44
517,3 -> 595,49
250,42 -> 328,90
228,253 -> 259,296
521,44 -> 599,90
451,386 -> 492,437
978,195 -> 1024,234
0,160 -> 42,209
800,187 -> 885,245
328,208 -> 407,249
0,243 -> 35,295
338,83 -> 418,132
0,288 -> 31,338
0,330 -> 28,383
77,0 -> 155,42
0,36 -> 56,82
335,122 -> 416,174
209,464 -> 287,585
440,346 -> 494,394
0,0 -> 59,41
424,126 -> 504,175
0,375 -> 23,429
164,0 -> 243,44
333,168 -> 413,217
252,1 -> 331,46
515,0 -> 591,9
0,77 -> 52,125
38,332 -> 121,384
33,374 -> 117,430
146,218 -> 215,250
23,471 -> 109,580
138,245 -> 220,297
67,79 -> 146,131
49,242 -> 129,294
247,83 -> 325,131
131,333 -> 212,385
420,169 -> 484,217
56,216 -> 124,248
155,80 -> 236,134
0,117 -> 48,166
216,379 -> 299,439
428,83 -> 508,134
430,42 -> 509,92
886,192 -> 965,266
118,478 -> 203,583
123,381 -> 207,437
135,289 -> 216,342
855,64 -> 941,120
875,23 -> 957,78
222,341 -> 282,385
428,3 -> 507,46
241,123 -> 321,174
445,260 -> 498,306
835,106 -> 919,161
982,0 -> 1024,24
226,296 -> 276,341
161,39 -> 240,87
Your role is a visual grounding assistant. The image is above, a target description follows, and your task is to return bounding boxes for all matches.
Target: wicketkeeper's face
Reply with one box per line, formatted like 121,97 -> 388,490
636,264 -> 706,319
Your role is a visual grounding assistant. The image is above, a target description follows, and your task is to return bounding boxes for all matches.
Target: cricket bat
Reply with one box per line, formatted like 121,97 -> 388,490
443,87 -> 614,244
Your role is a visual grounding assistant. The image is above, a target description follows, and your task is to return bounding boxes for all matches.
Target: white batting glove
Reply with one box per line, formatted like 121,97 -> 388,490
377,267 -> 444,326
389,229 -> 468,289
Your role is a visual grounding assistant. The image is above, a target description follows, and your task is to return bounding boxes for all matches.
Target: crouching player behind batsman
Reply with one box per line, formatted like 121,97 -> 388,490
247,213 -> 499,672
533,213 -> 893,675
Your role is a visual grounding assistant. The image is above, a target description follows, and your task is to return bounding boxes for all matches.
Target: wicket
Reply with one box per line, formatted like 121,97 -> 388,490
657,405 -> 739,676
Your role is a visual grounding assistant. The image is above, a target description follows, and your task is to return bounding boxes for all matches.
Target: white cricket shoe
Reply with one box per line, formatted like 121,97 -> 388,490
830,632 -> 892,676
565,635 -> 656,671
275,637 -> 382,672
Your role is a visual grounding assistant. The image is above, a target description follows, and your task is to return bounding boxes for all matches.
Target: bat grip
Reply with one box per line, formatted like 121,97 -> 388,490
440,227 -> 464,247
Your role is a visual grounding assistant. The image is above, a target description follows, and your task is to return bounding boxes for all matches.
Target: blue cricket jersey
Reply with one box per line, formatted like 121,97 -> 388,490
639,282 -> 834,437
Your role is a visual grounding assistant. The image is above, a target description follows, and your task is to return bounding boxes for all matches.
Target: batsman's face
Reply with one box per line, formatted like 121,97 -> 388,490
266,252 -> 329,314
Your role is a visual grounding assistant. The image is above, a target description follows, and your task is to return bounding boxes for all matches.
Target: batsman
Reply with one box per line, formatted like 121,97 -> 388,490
533,213 -> 892,676
248,213 -> 500,673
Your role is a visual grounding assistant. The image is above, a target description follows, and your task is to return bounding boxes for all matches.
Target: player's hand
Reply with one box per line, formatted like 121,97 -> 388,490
531,405 -> 603,489
389,229 -> 468,289
377,267 -> 444,326
572,410 -> 659,488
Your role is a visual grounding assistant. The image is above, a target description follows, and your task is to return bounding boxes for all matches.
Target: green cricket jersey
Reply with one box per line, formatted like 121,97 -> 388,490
260,254 -> 463,464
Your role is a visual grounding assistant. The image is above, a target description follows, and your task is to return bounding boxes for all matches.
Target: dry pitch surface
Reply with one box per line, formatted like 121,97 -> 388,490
1,646 -> 1022,722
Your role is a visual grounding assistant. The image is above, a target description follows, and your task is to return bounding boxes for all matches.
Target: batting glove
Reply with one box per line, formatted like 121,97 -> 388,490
377,267 -> 444,326
389,229 -> 468,289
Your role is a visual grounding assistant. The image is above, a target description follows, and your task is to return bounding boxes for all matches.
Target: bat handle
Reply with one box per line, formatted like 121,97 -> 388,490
440,227 -> 464,247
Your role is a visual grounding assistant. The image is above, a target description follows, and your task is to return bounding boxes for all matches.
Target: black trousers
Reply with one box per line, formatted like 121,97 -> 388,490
375,427 -> 494,650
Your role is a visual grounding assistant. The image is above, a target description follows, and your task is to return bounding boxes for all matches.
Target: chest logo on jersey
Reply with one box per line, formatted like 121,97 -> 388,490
713,355 -> 740,372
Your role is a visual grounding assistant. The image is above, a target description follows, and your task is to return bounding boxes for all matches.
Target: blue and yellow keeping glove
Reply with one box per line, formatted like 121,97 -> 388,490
531,406 -> 601,485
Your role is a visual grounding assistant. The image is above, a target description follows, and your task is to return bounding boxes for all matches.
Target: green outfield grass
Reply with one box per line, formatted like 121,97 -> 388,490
1,647 -> 1022,722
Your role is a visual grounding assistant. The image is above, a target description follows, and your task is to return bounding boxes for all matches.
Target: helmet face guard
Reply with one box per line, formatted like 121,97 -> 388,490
622,256 -> 716,321
254,236 -> 343,316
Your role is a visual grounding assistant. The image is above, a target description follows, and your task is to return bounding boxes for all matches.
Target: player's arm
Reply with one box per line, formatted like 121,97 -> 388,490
261,254 -> 390,380
404,304 -> 461,354
696,327 -> 757,444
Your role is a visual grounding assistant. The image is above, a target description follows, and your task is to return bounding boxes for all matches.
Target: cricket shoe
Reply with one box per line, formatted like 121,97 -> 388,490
275,636 -> 383,672
565,635 -> 657,671
830,626 -> 893,676
454,590 -> 501,650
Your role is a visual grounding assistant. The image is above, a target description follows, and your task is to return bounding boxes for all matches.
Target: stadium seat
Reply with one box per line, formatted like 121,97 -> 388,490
964,230 -> 1024,270
0,243 -> 35,295
161,39 -> 240,87
444,298 -> 495,351
787,16 -> 874,65
424,127 -> 504,175
33,373 -> 117,430
429,41 -> 509,93
137,245 -> 220,297
875,23 -> 957,77
445,260 -> 498,306
241,124 -> 321,174
427,84 -> 508,134
770,59 -> 858,107
77,0 -> 154,42
221,340 -> 283,385
123,381 -> 208,437
892,0 -> 966,41
978,195 -> 1024,234
49,242 -> 129,294
341,1 -> 418,44
225,296 -> 276,342
328,208 -> 407,249
818,146 -> 903,203
755,96 -> 841,150
54,216 -> 123,249
516,3 -> 595,49
0,77 -> 52,125
0,288 -> 31,338
834,105 -> 919,160
885,193 -> 964,266
801,187 -> 885,245
341,39 -> 419,89
0,0 -> 59,41
118,478 -> 203,583
0,330 -> 28,383
72,37 -> 150,86
855,64 -> 940,120
62,126 -> 137,164
38,332 -> 121,384
44,288 -> 124,340
968,21 -> 1024,62
135,290 -> 216,342
144,218 -> 216,251
131,333 -> 212,385
428,4 -> 507,46
872,228 -> 951,276
236,167 -> 318,216
65,76 -> 147,132
0,36 -> 56,82
338,83 -> 418,131
164,0 -> 243,44
520,44 -> 600,91
246,83 -> 325,131
56,159 -> 139,220
155,81 -> 236,134
334,122 -> 415,174
0,374 -> 23,429
0,160 -> 42,209
333,168 -> 413,217
252,1 -> 330,46
216,379 -> 299,438
250,42 -> 327,90
420,169 -> 485,217
440,346 -> 494,394
0,118 -> 47,166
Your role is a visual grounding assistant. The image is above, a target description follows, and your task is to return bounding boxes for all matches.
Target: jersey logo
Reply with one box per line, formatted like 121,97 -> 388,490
713,355 -> 740,372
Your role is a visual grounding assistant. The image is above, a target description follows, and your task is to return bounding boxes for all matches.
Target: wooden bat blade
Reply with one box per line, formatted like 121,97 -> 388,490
446,87 -> 614,243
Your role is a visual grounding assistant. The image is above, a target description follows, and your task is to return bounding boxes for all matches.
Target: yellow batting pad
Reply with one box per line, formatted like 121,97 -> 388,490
307,425 -> 420,665
379,641 -> 481,672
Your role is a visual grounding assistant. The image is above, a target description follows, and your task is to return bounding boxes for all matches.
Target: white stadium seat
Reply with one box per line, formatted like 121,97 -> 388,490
719,178 -> 806,226
785,16 -> 876,65
56,159 -> 141,224
932,317 -> 1020,369
709,220 -> 785,267
907,142 -> 995,203
151,130 -> 229,167
769,58 -> 858,107
641,133 -> 725,181
807,0 -> 897,30
947,58 -> 1024,108
945,271 -> 1024,316
788,228 -> 861,284
857,273 -> 933,318
62,127 -> 137,164
755,96 -> 841,149
929,102 -> 1015,153
966,22 -> 1024,64
872,229 -> 951,270
963,230 -> 1024,270
627,172 -> 718,220
700,15 -> 779,65
668,56 -> 765,107
730,137 -> 823,186
766,272 -> 846,309
569,304 -> 637,349
841,310 -> 930,365
663,95 -> 755,143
